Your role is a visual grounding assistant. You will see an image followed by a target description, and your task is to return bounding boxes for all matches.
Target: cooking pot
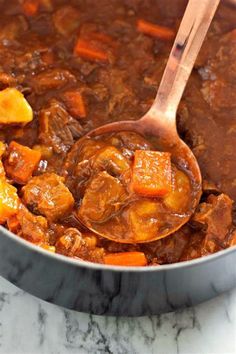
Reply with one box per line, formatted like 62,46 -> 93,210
0,226 -> 235,316
0,0 -> 235,316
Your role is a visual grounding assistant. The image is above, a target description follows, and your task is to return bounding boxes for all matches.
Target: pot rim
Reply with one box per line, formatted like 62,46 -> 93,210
1,225 -> 236,273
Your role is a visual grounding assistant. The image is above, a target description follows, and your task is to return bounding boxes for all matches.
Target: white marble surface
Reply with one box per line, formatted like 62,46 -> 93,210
0,277 -> 235,354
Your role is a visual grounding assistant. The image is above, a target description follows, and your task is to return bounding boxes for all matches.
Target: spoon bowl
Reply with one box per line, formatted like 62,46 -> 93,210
77,0 -> 220,243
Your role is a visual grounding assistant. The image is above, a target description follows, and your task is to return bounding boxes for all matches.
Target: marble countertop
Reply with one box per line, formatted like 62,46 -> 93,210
0,277 -> 235,354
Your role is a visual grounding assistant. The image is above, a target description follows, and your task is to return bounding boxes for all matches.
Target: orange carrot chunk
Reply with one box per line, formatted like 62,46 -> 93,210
74,38 -> 109,62
132,150 -> 172,197
22,0 -> 39,16
4,141 -> 41,184
104,252 -> 147,266
137,19 -> 175,40
62,90 -> 86,118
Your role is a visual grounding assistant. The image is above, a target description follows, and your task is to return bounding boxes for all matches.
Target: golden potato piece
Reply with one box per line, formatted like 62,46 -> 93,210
164,169 -> 191,212
128,200 -> 163,242
0,178 -> 19,224
0,88 -> 33,124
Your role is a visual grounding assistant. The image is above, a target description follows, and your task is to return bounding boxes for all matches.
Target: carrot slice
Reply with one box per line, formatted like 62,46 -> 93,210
74,39 -> 109,62
104,252 -> 147,266
137,19 -> 175,40
132,150 -> 172,197
4,141 -> 41,184
22,0 -> 39,16
62,90 -> 86,118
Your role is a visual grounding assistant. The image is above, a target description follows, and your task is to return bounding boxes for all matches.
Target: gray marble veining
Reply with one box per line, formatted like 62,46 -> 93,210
0,277 -> 235,354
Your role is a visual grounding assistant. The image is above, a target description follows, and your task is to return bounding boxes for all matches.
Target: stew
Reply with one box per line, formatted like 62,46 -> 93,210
0,0 -> 235,266
74,133 -> 193,243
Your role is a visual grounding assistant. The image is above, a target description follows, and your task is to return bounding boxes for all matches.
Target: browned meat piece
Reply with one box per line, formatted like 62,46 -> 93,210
82,83 -> 109,102
63,138 -> 130,199
202,179 -> 220,195
198,29 -> 236,111
15,49 -> 55,73
65,159 -> 92,200
192,194 -> 233,252
56,228 -> 83,256
53,5 -> 80,36
178,30 -> 236,201
39,100 -> 83,154
29,69 -> 76,94
91,146 -> 130,176
78,171 -> 128,223
106,132 -> 153,158
180,232 -> 205,262
65,138 -> 107,169
0,15 -> 28,41
63,138 -> 107,198
201,79 -> 236,111
56,228 -> 105,263
143,226 -> 190,265
97,69 -> 138,120
8,204 -> 49,245
22,173 -> 75,222
0,72 -> 17,89
100,238 -> 140,255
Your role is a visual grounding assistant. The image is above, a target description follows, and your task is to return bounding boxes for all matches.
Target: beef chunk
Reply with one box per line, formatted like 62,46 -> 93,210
0,15 -> 28,41
63,138 -> 130,199
198,29 -> 236,111
78,171 -> 127,223
8,204 -> 49,245
176,26 -> 236,202
29,69 -> 76,94
56,228 -> 105,263
97,69 -> 138,120
142,226 -> 190,265
22,173 -> 74,222
107,131 -> 153,158
192,193 -> 233,252
63,138 -> 106,198
91,146 -> 130,176
201,79 -> 236,111
53,5 -> 80,36
39,100 -> 83,154
180,232 -> 205,262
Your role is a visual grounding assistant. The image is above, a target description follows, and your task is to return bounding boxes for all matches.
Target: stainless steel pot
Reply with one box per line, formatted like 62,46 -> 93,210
0,226 -> 235,316
0,0 -> 235,316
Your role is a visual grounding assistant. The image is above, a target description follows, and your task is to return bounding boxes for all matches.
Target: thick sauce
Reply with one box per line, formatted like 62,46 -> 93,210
0,0 -> 235,266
